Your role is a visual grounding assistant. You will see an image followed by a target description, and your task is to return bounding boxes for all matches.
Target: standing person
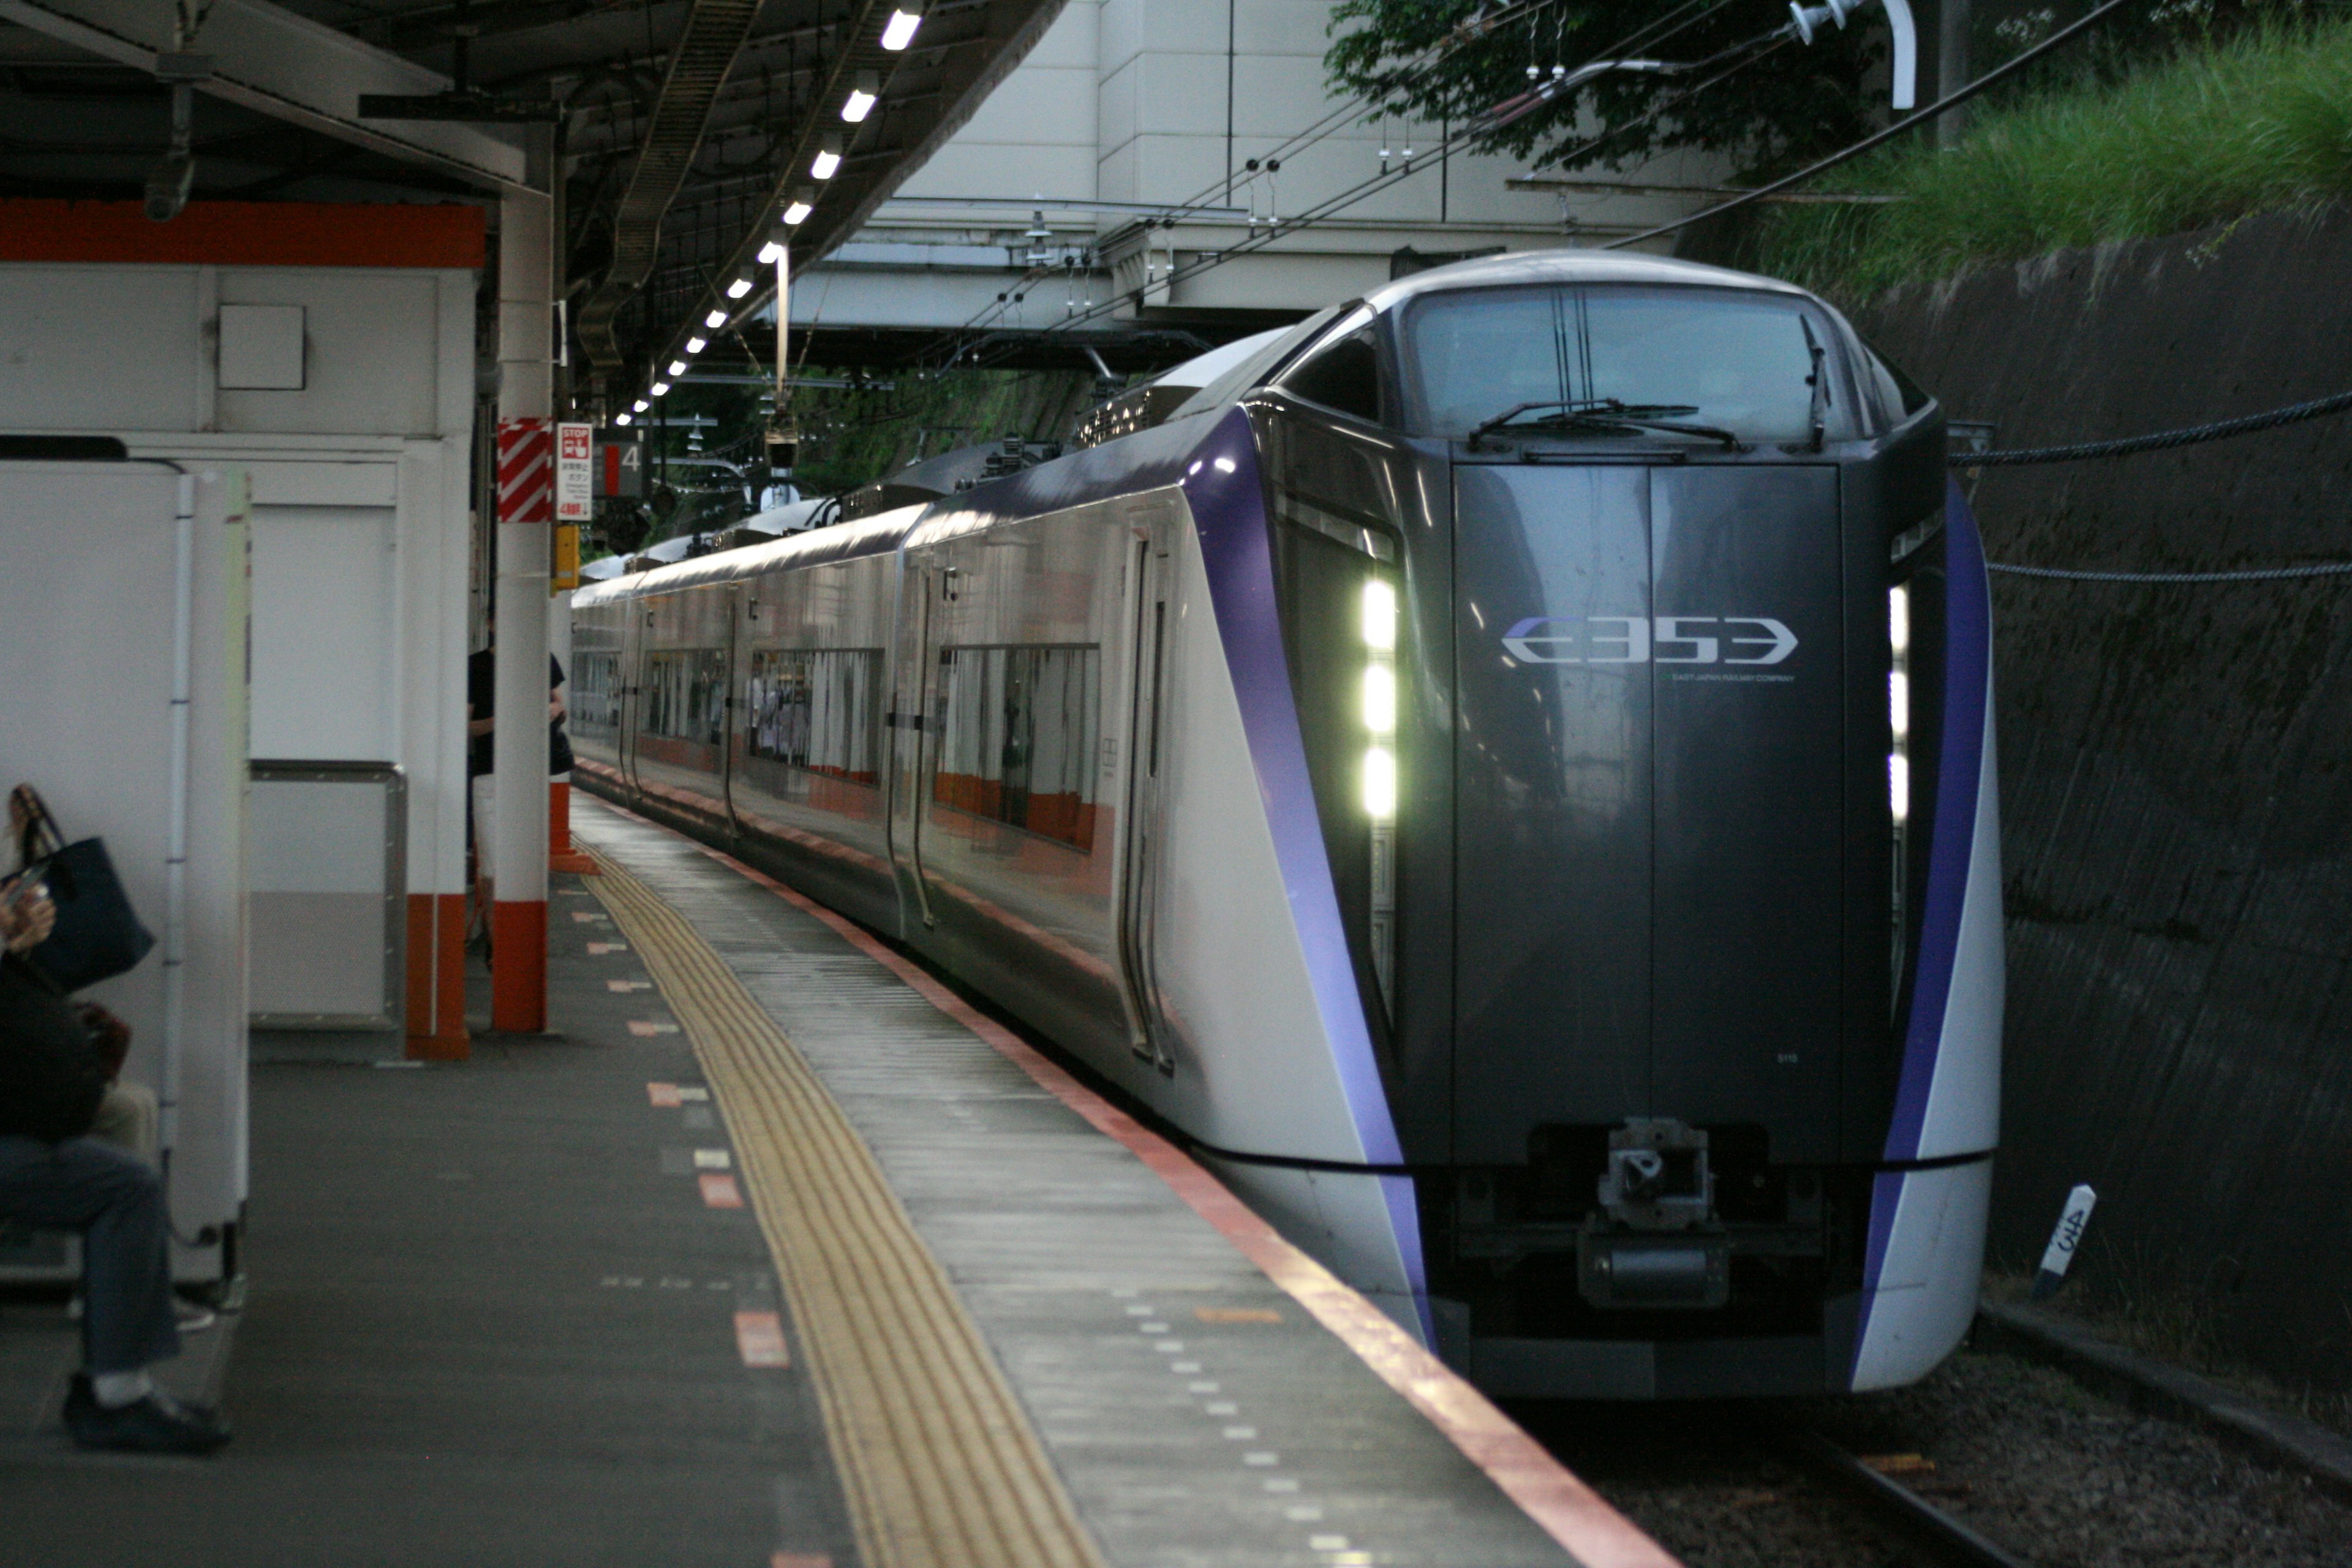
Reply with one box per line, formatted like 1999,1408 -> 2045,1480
0,880 -> 228,1455
465,611 -> 572,925
465,610 -> 573,791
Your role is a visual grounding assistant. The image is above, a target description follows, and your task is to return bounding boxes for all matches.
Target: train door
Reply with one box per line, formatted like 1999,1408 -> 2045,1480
619,595 -> 650,794
1449,461 -> 1846,1165
884,551 -> 944,932
720,581 -> 742,839
1114,502 -> 1177,1072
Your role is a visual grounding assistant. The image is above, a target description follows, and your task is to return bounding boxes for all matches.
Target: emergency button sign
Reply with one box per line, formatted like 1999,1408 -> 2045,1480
555,421 -> 594,522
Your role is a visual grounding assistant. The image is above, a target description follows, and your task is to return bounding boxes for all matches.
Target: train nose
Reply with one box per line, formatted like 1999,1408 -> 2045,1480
1448,457 -> 1849,1169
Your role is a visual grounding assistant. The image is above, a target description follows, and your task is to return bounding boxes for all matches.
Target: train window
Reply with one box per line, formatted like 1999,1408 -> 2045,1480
1279,331 -> 1384,424
1406,285 -> 1850,445
571,652 -> 622,737
745,649 -> 883,783
932,645 -> 1101,852
1861,339 -> 1932,421
641,650 -> 726,744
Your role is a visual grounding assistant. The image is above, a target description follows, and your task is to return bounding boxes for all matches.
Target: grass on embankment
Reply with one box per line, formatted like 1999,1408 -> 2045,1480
1749,17 -> 2352,300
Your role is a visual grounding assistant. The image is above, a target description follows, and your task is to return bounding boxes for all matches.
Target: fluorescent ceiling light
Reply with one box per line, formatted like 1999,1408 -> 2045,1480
880,6 -> 922,50
668,359 -> 687,376
614,412 -> 632,426
726,277 -> 753,299
782,190 -> 815,225
810,146 -> 841,180
841,72 -> 878,122
650,381 -> 671,396
685,336 -> 707,353
633,399 -> 649,412
705,309 -> 728,329
756,240 -> 784,264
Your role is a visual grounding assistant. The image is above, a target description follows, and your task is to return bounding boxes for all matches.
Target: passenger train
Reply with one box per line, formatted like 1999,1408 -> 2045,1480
571,249 -> 2002,1400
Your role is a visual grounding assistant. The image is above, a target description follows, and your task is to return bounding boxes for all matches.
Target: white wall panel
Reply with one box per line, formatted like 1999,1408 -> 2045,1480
216,270 -> 442,437
247,502 -> 399,761
898,144 -> 1099,203
1097,56 -> 1140,160
1136,49 -> 1227,135
0,266 -> 201,429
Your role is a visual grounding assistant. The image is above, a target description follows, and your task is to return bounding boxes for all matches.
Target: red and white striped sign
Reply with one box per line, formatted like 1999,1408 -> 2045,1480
496,417 -> 554,525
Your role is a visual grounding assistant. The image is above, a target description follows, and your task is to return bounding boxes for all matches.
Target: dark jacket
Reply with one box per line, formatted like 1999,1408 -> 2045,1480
0,953 -> 105,1142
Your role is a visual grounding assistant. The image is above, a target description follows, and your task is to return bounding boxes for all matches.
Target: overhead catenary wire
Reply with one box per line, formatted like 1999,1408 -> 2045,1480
941,13 -> 1803,369
924,0 -> 1758,362
1987,561 -> 2352,583
1604,0 -> 2135,249
1952,386 -> 2352,466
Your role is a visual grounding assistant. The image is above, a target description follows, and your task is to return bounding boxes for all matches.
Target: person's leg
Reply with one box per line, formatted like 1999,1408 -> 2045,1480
0,1137 -> 181,1374
0,1136 -> 223,1451
86,1083 -> 159,1166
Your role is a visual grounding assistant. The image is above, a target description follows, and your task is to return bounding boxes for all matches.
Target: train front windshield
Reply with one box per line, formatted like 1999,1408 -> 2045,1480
1405,285 -> 1842,445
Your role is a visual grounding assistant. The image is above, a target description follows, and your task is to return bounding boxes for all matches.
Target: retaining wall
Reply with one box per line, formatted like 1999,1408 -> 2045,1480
1853,205 -> 2352,1390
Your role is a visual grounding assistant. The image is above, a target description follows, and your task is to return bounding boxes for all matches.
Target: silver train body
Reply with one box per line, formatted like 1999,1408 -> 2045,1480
572,250 -> 2002,1399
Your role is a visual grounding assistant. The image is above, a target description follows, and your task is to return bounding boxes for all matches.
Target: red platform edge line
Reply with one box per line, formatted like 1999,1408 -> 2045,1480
594,800 -> 1684,1568
0,200 -> 486,268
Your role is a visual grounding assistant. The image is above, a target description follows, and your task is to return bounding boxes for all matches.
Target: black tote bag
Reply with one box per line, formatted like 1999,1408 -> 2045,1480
10,785 -> 156,993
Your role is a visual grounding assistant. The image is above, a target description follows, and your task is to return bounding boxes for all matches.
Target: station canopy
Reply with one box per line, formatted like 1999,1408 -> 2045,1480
0,0 -> 1063,404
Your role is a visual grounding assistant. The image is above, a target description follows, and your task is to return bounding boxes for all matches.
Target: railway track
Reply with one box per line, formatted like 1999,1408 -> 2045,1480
1773,1422 -> 2034,1568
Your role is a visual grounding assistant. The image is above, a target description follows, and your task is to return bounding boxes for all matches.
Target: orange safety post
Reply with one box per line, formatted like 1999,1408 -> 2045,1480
549,778 -> 598,874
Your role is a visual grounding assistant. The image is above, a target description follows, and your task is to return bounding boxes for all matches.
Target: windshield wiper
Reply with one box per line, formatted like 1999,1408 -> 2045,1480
1465,398 -> 1747,453
1796,318 -> 1828,453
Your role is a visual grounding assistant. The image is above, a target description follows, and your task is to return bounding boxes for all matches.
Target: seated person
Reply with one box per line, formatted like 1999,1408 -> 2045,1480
0,880 -> 228,1455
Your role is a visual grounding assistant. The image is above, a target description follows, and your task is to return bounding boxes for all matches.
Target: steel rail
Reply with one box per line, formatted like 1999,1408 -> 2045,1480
1774,1423 -> 2033,1568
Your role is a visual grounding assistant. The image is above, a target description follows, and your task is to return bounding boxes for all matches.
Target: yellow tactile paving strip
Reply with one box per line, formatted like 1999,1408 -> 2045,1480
587,851 -> 1107,1568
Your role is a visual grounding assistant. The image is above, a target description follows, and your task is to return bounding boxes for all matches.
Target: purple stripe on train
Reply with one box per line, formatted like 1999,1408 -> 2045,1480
1852,478 -> 1992,1381
1179,409 -> 1410,1172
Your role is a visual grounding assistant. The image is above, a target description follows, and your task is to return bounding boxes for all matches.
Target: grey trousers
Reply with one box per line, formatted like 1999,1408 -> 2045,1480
0,1135 -> 180,1374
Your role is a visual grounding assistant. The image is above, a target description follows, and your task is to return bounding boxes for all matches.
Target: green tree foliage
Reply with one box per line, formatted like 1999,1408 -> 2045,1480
1325,0 -> 1890,176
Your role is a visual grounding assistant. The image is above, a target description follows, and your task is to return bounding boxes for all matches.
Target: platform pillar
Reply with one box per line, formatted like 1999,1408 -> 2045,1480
492,177 -> 554,1033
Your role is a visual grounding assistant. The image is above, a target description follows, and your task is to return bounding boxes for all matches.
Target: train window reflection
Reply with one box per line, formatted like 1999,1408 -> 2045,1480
642,649 -> 726,744
571,652 -> 622,737
933,645 -> 1101,852
1407,285 -> 1836,443
746,649 -> 882,783
1280,331 -> 1384,423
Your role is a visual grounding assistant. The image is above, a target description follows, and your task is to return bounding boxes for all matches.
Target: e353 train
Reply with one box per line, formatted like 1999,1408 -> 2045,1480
572,249 -> 2000,1400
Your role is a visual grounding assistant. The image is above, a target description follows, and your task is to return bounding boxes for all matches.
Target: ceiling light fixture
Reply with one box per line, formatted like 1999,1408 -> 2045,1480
840,71 -> 878,123
881,2 -> 924,50
685,336 -> 707,353
810,129 -> 843,180
782,187 -> 815,225
704,309 -> 728,329
726,277 -> 753,299
650,380 -> 671,396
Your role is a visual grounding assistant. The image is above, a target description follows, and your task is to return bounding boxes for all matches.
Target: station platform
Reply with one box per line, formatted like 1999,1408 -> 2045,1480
0,794 -> 1672,1568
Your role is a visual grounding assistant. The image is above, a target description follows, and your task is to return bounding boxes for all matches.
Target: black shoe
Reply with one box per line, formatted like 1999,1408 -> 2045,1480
63,1376 -> 229,1455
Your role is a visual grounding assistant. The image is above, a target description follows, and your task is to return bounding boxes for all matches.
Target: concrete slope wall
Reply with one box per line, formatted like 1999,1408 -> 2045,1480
1855,205 -> 2352,1392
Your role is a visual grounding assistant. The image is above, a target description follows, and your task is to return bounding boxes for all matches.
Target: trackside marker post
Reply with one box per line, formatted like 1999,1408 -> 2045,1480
2033,1184 -> 2098,1299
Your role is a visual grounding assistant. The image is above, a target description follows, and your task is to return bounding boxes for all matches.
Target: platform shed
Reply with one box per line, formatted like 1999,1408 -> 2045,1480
0,199 -> 483,1057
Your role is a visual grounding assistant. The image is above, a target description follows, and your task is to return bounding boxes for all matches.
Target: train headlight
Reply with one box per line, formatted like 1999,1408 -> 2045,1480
1363,745 -> 1397,819
1362,664 -> 1396,734
1887,581 -> 1913,995
1362,579 -> 1397,651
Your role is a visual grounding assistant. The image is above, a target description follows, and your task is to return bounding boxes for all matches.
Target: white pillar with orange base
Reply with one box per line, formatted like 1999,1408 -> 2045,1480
491,178 -> 553,1033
